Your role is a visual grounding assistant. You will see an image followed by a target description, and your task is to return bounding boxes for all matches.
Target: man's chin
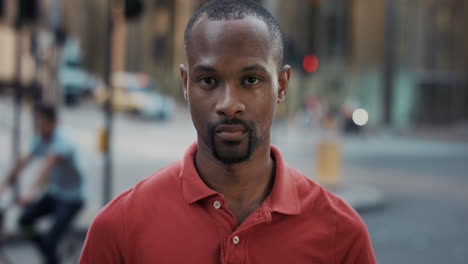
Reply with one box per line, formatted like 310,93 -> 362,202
214,152 -> 251,164
213,143 -> 251,164
220,139 -> 243,147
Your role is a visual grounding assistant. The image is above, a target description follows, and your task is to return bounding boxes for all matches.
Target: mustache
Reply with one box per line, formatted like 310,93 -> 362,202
210,118 -> 252,133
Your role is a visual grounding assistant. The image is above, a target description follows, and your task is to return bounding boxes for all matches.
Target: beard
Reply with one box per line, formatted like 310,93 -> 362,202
206,118 -> 260,164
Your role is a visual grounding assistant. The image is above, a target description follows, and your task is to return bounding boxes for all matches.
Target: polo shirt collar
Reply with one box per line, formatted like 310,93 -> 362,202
180,143 -> 218,204
268,145 -> 301,215
180,142 -> 301,215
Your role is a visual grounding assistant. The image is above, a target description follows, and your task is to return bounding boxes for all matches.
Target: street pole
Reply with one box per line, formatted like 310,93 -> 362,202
12,26 -> 22,201
383,0 -> 397,126
102,0 -> 114,205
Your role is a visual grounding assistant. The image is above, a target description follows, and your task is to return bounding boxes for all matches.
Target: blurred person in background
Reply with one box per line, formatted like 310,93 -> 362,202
80,0 -> 376,263
0,104 -> 86,264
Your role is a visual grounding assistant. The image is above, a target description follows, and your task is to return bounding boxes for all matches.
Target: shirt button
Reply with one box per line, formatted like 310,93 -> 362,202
232,236 -> 240,245
213,201 -> 221,209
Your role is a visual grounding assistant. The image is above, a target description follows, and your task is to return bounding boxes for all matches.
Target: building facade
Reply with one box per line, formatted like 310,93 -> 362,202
1,0 -> 467,128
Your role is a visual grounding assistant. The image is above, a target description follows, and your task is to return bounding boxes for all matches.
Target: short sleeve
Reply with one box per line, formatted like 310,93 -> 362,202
49,136 -> 72,157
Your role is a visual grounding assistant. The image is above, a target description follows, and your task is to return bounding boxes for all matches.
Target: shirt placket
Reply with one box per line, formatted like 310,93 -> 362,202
207,196 -> 272,264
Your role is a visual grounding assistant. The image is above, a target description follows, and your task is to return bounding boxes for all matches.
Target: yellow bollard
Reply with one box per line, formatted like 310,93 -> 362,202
315,140 -> 342,187
315,112 -> 342,187
98,128 -> 109,153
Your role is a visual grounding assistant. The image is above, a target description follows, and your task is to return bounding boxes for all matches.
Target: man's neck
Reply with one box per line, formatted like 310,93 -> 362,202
195,142 -> 275,225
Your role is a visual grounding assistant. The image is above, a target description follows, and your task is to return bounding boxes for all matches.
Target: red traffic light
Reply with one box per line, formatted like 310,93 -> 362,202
302,54 -> 319,73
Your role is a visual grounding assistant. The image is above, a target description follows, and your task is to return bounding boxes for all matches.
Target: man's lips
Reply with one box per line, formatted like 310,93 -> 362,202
215,124 -> 246,133
215,124 -> 247,141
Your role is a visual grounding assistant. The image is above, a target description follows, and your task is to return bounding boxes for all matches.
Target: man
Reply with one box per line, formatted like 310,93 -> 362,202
0,104 -> 85,264
80,0 -> 376,263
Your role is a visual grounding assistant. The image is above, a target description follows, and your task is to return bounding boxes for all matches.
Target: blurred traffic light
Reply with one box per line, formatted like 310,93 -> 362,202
0,0 -> 4,18
302,54 -> 319,73
17,0 -> 38,25
125,0 -> 143,20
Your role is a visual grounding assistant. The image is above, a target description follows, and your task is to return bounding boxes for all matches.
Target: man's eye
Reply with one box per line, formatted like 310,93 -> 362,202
200,77 -> 216,86
243,77 -> 259,85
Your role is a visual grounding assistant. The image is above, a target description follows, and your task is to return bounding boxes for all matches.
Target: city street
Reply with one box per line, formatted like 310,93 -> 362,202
344,142 -> 468,263
0,97 -> 467,263
1,0 -> 468,262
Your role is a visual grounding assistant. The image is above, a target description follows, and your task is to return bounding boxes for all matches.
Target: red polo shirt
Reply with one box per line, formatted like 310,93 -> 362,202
79,143 -> 376,264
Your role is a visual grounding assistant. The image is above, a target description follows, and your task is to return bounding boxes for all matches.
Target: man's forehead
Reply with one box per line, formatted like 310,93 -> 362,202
192,14 -> 270,34
186,15 -> 274,67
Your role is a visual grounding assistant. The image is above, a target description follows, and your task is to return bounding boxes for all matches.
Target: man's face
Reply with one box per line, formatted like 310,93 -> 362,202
181,16 -> 290,164
34,113 -> 55,140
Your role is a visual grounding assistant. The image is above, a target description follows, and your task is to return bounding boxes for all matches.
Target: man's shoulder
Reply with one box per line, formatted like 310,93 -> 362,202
49,128 -> 76,153
94,160 -> 183,223
81,160 -> 182,263
290,167 -> 365,228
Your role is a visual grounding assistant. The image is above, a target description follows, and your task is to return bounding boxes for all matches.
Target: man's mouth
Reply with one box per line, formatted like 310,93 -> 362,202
215,124 -> 247,141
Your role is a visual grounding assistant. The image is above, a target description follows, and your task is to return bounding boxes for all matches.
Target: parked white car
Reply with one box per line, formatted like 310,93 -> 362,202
95,72 -> 175,121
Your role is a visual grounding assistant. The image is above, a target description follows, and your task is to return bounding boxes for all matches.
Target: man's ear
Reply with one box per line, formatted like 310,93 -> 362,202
277,65 -> 291,103
179,64 -> 188,101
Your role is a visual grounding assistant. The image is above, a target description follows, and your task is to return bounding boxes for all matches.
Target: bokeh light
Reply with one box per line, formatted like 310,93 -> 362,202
352,108 -> 369,126
302,54 -> 319,73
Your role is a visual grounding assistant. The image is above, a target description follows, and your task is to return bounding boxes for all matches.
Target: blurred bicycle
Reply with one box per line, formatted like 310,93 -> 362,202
0,203 -> 14,264
0,104 -> 86,264
0,200 -> 82,264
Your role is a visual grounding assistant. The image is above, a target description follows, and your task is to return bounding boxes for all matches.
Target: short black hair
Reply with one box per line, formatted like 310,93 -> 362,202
184,0 -> 284,66
33,103 -> 57,122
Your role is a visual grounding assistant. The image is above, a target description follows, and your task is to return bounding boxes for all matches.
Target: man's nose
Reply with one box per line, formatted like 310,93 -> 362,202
215,84 -> 246,118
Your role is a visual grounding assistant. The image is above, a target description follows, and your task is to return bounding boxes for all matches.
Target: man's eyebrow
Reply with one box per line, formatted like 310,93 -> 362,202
241,65 -> 267,72
193,65 -> 216,72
